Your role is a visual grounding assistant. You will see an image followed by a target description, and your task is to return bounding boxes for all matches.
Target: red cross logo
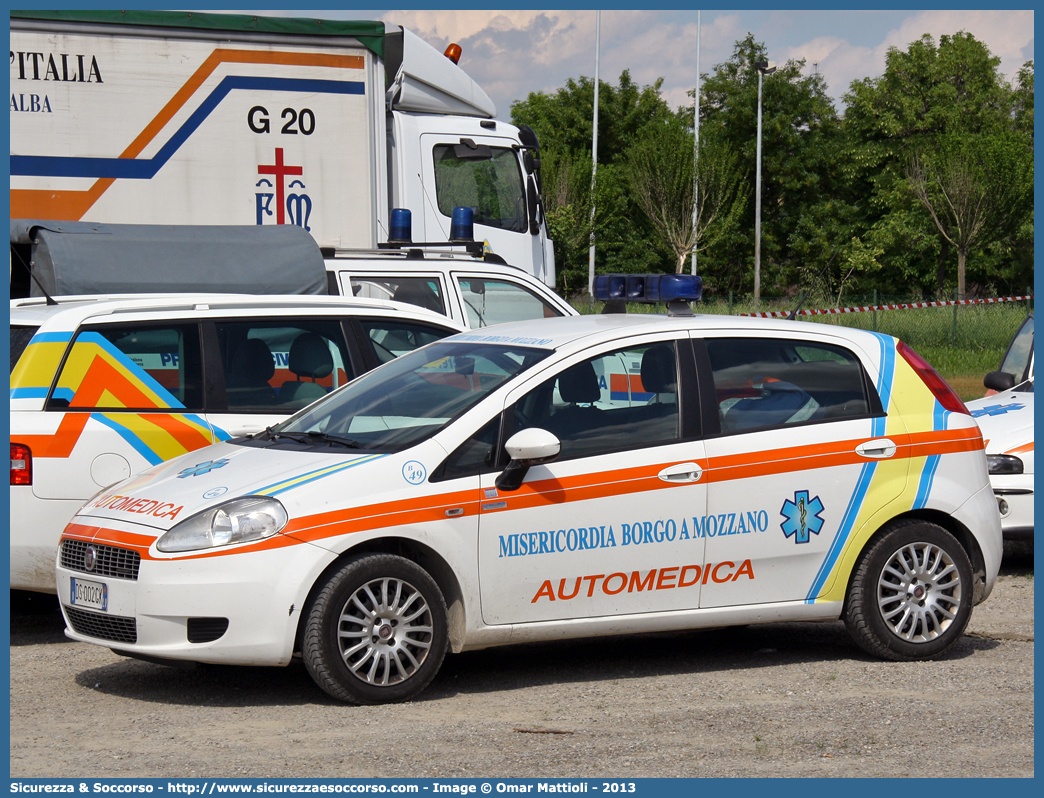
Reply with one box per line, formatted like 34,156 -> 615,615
257,148 -> 303,225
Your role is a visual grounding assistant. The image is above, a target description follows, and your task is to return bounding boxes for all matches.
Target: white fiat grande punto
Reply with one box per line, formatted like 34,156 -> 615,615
57,276 -> 1002,705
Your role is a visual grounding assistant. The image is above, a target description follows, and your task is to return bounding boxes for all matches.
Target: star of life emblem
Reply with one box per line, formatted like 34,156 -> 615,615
780,490 -> 825,544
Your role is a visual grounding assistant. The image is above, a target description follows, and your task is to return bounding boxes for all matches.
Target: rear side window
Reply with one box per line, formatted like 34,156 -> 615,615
456,277 -> 564,328
346,274 -> 447,316
706,338 -> 872,434
48,323 -> 203,411
356,319 -> 453,365
214,320 -> 352,413
10,325 -> 38,373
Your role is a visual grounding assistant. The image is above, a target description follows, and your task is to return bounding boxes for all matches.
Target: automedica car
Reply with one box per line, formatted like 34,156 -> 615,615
55,276 -> 1002,704
966,313 -> 1034,540
11,293 -> 462,593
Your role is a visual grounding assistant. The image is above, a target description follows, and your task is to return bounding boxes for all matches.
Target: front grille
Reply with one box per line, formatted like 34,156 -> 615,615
187,617 -> 229,644
60,539 -> 141,580
65,606 -> 137,644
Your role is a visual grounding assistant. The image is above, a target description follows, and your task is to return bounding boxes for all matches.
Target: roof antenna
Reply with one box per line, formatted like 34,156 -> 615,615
10,243 -> 58,305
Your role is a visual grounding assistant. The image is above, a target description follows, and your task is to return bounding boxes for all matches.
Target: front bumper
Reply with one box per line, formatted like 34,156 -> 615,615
56,528 -> 337,666
990,473 -> 1034,541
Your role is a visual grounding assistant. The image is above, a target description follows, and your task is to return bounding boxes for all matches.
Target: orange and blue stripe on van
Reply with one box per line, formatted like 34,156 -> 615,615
11,330 -> 223,465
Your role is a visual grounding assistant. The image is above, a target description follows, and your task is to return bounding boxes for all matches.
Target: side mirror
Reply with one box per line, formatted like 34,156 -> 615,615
523,150 -> 535,175
526,174 -> 540,235
495,428 -> 560,492
984,370 -> 1016,393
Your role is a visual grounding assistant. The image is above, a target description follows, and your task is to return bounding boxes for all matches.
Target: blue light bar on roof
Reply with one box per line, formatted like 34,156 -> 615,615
594,273 -> 703,303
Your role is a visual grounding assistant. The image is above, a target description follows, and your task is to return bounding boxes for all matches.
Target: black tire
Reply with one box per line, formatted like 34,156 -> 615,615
844,519 -> 973,661
303,554 -> 448,704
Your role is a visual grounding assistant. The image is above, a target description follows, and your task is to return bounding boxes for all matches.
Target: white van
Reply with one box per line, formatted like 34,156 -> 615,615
324,247 -> 577,329
10,293 -> 462,593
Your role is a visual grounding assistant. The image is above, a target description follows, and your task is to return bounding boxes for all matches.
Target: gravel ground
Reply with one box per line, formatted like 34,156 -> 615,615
9,543 -> 1033,779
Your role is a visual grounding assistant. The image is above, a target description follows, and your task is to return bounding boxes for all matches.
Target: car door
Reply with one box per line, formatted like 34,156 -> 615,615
476,334 -> 709,625
32,319 -> 216,502
452,273 -> 568,328
696,334 -> 907,608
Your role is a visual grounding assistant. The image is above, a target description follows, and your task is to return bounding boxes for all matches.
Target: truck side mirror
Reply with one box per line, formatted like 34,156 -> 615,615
495,428 -> 560,492
526,175 -> 540,236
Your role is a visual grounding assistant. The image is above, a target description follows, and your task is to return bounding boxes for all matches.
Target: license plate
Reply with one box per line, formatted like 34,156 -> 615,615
70,577 -> 107,611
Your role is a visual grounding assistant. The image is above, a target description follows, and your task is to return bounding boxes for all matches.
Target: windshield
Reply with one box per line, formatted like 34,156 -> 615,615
272,340 -> 550,451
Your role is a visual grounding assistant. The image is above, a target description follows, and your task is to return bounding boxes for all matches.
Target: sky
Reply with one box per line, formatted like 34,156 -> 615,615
234,7 -> 1035,120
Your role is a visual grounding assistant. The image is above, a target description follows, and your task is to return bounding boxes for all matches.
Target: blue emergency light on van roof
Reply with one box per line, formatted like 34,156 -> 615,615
450,207 -> 475,242
389,208 -> 413,243
594,273 -> 703,303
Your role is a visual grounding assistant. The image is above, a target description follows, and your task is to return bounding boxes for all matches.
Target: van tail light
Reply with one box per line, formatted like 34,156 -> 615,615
896,341 -> 970,415
11,443 -> 32,486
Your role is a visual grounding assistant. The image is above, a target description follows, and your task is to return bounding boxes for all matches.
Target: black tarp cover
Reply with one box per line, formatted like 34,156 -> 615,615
11,220 -> 329,297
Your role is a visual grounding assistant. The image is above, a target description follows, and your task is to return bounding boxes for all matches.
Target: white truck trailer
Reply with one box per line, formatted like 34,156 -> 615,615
9,10 -> 555,286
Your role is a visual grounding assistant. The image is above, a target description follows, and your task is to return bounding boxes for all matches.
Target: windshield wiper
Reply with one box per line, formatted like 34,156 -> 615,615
304,431 -> 363,449
253,427 -> 362,448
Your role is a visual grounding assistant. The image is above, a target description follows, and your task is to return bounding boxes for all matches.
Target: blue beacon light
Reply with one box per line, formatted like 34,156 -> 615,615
594,274 -> 703,305
389,208 -> 412,243
450,206 -> 475,242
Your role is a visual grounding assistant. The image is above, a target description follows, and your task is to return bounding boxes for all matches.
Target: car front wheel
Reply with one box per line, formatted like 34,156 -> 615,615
303,554 -> 448,704
844,519 -> 973,661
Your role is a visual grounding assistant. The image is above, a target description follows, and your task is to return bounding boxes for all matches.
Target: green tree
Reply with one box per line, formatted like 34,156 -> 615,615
841,34 -> 1033,295
511,71 -> 679,291
696,34 -> 844,295
624,120 -> 748,274
906,130 -> 1033,296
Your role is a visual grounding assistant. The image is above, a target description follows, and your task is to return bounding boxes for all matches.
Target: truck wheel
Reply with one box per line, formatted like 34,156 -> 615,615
303,554 -> 448,704
844,520 -> 973,661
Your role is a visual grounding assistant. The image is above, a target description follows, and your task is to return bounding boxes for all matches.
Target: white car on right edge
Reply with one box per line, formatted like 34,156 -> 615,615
966,314 -> 1034,541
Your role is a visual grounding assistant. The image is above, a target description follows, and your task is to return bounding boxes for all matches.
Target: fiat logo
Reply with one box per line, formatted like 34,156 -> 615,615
84,546 -> 97,572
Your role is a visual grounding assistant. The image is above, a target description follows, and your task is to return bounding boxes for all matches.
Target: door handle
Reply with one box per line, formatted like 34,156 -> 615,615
658,463 -> 703,483
855,438 -> 897,459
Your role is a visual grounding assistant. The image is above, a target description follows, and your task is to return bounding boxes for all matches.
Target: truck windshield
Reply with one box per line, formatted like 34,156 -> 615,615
273,340 -> 550,452
433,146 -> 528,233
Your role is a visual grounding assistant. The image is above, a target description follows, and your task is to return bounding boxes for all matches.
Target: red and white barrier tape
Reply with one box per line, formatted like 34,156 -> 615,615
739,295 -> 1033,318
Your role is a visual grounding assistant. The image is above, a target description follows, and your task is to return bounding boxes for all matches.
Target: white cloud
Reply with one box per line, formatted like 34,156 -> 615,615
783,9 -> 1034,106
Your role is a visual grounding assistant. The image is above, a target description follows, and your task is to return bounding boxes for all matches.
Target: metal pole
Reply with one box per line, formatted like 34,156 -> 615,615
690,10 -> 701,276
754,68 -> 764,307
587,10 -> 601,297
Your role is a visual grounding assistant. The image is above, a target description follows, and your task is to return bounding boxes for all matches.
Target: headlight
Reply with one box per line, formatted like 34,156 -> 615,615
156,496 -> 288,553
987,454 -> 1024,475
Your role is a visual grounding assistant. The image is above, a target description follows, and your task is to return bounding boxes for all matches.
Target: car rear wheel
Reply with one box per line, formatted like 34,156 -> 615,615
844,520 -> 973,661
303,554 -> 448,704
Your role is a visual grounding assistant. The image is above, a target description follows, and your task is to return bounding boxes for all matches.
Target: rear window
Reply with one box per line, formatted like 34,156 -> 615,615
10,325 -> 39,373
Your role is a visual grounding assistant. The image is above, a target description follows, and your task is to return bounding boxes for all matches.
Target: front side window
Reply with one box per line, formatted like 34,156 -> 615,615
269,341 -> 549,452
214,320 -> 351,413
706,337 -> 871,434
49,323 -> 203,411
433,145 -> 527,232
457,277 -> 565,328
357,319 -> 453,365
512,342 -> 681,461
